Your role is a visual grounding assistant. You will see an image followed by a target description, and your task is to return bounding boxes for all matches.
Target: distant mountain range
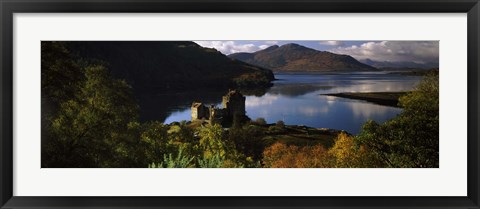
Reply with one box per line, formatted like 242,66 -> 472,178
360,58 -> 439,70
228,43 -> 377,72
65,41 -> 274,93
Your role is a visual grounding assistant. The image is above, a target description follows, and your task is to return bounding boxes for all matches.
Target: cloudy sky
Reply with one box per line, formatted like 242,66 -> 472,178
194,41 -> 439,64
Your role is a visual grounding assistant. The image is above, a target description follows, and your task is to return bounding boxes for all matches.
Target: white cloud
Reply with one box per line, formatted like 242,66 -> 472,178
264,41 -> 279,44
194,41 -> 269,55
319,41 -> 344,46
259,45 -> 270,49
329,41 -> 439,63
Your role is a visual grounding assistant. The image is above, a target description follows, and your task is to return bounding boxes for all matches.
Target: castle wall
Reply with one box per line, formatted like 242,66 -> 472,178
192,90 -> 246,126
222,91 -> 246,116
191,103 -> 209,120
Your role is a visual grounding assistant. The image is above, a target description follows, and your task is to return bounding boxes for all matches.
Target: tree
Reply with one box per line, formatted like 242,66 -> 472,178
198,124 -> 244,168
328,132 -> 383,168
41,42 -> 85,111
276,120 -> 285,128
356,74 -> 439,168
228,124 -> 266,163
44,64 -> 140,167
254,117 -> 267,125
139,121 -> 172,166
41,42 -> 86,167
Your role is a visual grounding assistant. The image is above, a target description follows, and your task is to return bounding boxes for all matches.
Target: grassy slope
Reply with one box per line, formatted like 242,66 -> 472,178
188,120 -> 341,149
262,125 -> 341,148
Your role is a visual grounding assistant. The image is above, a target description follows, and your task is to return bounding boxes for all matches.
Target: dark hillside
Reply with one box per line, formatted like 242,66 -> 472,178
65,41 -> 274,93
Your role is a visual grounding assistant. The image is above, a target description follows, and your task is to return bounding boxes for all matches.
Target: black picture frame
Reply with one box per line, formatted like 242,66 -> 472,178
1,0 -> 479,208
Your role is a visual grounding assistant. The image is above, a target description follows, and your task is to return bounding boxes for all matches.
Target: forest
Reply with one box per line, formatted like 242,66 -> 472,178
41,42 -> 439,168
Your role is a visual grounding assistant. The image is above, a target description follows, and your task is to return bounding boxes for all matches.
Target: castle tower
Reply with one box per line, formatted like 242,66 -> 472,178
191,102 -> 209,120
222,90 -> 246,117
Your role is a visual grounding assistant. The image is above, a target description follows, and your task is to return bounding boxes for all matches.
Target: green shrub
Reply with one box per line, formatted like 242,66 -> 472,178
254,117 -> 267,125
148,147 -> 195,168
276,120 -> 285,128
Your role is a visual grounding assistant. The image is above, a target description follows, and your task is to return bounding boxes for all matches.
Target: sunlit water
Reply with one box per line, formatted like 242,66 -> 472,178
164,72 -> 421,134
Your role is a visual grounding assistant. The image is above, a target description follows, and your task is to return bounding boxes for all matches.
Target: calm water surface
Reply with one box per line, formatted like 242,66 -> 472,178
164,72 -> 421,134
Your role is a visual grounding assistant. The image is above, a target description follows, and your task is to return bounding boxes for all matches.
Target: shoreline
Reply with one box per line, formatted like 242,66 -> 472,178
187,119 -> 346,148
322,91 -> 409,108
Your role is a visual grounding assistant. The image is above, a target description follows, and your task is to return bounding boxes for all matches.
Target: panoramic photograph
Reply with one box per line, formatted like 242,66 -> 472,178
41,40 -> 439,168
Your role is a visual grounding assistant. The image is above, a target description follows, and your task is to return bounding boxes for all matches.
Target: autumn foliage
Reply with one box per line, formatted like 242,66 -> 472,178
263,142 -> 330,168
263,132 -> 385,168
327,132 -> 384,168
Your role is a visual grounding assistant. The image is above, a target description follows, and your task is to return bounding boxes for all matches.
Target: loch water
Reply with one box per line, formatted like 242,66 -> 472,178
160,72 -> 421,134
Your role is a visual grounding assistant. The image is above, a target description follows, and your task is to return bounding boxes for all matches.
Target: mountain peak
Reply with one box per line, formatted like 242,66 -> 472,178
282,43 -> 303,48
228,43 -> 377,72
262,45 -> 279,52
279,43 -> 317,52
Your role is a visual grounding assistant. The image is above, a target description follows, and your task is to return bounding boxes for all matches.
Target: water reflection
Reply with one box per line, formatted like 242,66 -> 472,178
267,84 -> 333,97
162,72 -> 421,134
138,89 -> 225,122
245,94 -> 280,107
139,86 -> 270,122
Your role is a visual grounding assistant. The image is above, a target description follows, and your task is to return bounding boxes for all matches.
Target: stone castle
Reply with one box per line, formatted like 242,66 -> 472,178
191,90 -> 246,126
